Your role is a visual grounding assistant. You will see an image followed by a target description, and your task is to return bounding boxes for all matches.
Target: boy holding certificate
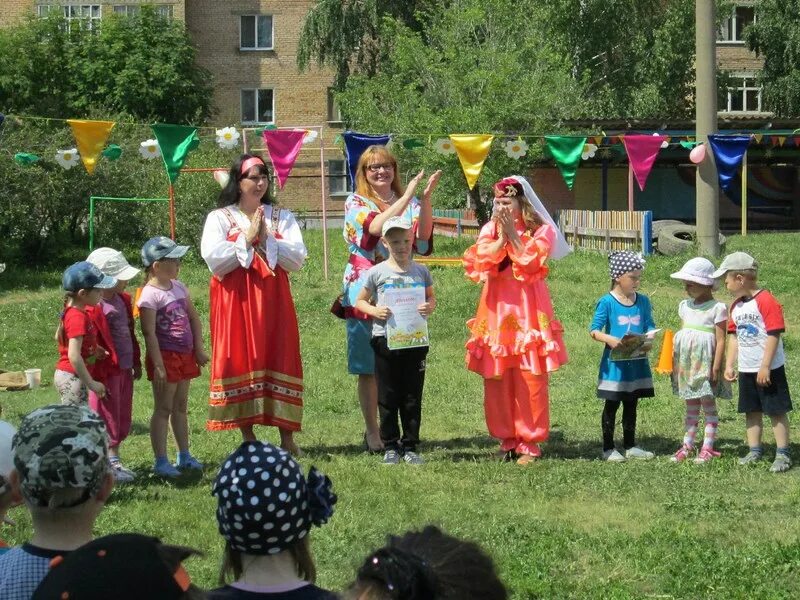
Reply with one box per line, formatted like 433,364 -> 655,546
356,217 -> 436,465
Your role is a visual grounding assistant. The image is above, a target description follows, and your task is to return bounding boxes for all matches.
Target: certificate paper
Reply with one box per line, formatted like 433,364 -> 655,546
610,329 -> 661,361
384,282 -> 429,350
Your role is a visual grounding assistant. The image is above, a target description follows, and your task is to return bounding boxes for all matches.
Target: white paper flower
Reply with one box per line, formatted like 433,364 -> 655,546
435,138 -> 456,155
652,132 -> 669,149
139,139 -> 161,159
216,126 -> 240,150
504,139 -> 528,159
55,148 -> 80,170
581,143 -> 598,160
302,129 -> 318,145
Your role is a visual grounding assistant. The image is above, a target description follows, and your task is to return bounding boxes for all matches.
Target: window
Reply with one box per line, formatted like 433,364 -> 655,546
327,88 -> 343,123
725,75 -> 762,112
328,160 -> 352,195
38,4 -> 102,30
240,15 -> 273,50
718,5 -> 755,42
241,89 -> 275,124
113,5 -> 174,19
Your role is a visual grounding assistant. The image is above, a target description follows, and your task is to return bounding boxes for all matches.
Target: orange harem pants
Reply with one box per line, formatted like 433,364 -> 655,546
483,369 -> 549,456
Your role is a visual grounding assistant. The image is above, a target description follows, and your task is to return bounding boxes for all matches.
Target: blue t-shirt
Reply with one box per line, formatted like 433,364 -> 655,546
0,544 -> 70,600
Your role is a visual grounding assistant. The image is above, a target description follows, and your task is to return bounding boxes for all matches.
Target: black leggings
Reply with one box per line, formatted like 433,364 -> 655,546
601,399 -> 638,451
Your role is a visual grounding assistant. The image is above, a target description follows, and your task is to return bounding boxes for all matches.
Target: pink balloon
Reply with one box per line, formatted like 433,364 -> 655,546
213,169 -> 230,188
689,144 -> 706,164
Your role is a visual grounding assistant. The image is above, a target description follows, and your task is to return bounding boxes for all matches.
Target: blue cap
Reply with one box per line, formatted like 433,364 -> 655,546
141,236 -> 189,267
62,261 -> 117,292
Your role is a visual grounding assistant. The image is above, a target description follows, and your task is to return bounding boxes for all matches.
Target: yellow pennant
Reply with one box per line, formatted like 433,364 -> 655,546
753,134 -> 763,144
777,136 -> 786,147
67,119 -> 116,175
449,134 -> 494,190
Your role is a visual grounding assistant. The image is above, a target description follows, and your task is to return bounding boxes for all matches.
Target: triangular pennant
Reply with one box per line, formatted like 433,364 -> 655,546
261,129 -> 306,189
777,136 -> 786,147
622,134 -> 667,191
544,136 -> 586,190
591,136 -> 603,146
343,131 -> 391,188
150,123 -> 200,183
707,134 -> 750,192
449,134 -> 494,190
794,136 -> 800,147
753,134 -> 763,144
67,119 -> 115,175
402,138 -> 426,149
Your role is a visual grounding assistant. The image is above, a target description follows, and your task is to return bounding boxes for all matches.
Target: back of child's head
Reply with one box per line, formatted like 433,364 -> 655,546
13,404 -> 109,511
62,261 -> 117,293
31,533 -> 205,600
608,250 -> 646,288
212,441 -> 337,584
346,525 -> 508,600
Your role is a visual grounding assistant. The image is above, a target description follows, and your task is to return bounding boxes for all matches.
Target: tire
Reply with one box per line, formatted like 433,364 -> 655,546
657,224 -> 727,256
651,219 -> 685,240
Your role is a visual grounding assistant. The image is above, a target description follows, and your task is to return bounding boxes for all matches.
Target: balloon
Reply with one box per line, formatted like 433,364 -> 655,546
689,144 -> 706,164
213,169 -> 230,188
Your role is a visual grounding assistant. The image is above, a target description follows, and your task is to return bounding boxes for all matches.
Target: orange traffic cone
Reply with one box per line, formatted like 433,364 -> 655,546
654,329 -> 674,374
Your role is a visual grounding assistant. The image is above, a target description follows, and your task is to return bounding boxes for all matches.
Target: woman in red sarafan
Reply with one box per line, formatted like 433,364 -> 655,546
201,154 -> 307,455
463,176 -> 570,465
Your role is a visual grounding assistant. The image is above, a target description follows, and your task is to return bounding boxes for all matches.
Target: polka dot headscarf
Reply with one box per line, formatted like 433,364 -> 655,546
609,250 -> 646,281
212,442 -> 336,555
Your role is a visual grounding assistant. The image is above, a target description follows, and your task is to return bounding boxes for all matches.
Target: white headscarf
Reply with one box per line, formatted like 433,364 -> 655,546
508,175 -> 572,259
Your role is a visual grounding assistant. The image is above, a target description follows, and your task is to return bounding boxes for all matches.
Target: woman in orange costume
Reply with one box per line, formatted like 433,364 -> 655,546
463,176 -> 570,464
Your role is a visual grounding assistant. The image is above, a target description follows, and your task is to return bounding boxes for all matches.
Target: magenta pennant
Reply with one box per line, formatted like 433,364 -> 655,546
622,134 -> 668,191
261,129 -> 306,189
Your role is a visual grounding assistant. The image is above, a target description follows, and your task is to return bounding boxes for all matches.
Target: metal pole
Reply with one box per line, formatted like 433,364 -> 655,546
741,150 -> 748,236
318,125 -> 329,280
696,0 -> 720,255
627,163 -> 634,211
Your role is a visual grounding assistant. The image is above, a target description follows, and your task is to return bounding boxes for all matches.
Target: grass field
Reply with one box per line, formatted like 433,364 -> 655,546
1,231 -> 799,599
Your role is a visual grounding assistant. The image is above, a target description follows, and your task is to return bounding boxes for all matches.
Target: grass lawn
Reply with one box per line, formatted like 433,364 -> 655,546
1,230 -> 799,599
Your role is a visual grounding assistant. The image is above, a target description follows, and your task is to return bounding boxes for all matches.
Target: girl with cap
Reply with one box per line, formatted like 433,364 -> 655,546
85,247 -> 143,482
55,261 -> 117,406
463,176 -> 569,464
201,154 -> 307,454
590,250 -> 656,462
668,257 -> 731,464
209,441 -> 337,599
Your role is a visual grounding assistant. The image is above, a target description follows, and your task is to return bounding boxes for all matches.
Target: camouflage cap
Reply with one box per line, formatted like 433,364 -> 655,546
13,404 -> 109,508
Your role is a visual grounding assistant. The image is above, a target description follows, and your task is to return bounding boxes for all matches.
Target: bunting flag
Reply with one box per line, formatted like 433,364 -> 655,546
753,134 -> 763,144
67,119 -> 115,175
343,131 -> 391,187
150,123 -> 200,183
622,134 -> 667,191
544,136 -> 586,190
707,134 -> 750,192
449,134 -> 494,190
261,129 -> 306,189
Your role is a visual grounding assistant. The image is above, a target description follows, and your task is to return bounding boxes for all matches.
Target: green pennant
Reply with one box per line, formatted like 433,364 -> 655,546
545,136 -> 586,190
679,141 -> 700,149
402,138 -> 425,149
101,144 -> 123,160
150,123 -> 200,183
14,153 -> 40,166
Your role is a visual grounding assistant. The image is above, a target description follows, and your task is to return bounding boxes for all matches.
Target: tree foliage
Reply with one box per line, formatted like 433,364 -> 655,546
0,7 -> 214,123
745,0 -> 800,117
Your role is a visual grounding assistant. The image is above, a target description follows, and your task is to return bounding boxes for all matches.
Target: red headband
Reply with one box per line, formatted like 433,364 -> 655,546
493,178 -> 523,197
240,156 -> 265,176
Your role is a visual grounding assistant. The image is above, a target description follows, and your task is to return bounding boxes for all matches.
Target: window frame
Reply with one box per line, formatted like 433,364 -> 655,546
240,88 -> 276,125
239,14 -> 274,51
725,73 -> 762,113
112,5 -> 173,19
38,4 -> 103,30
328,159 -> 353,197
327,88 -> 343,124
717,4 -> 756,44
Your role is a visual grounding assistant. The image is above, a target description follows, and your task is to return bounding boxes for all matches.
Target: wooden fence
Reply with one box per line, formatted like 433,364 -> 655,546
555,209 -> 653,255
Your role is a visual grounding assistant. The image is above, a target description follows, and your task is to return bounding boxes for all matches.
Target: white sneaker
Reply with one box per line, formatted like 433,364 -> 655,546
111,462 -> 135,483
602,449 -> 626,462
625,446 -> 655,460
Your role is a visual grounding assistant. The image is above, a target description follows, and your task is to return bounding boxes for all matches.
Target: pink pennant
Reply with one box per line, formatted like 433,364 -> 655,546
622,134 -> 668,191
261,129 -> 306,189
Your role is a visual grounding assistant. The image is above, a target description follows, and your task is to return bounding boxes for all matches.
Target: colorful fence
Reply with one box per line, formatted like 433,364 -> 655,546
431,209 -> 480,238
555,209 -> 653,255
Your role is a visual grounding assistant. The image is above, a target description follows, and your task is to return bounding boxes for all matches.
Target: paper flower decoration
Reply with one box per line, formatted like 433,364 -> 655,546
504,139 -> 528,159
139,139 -> 161,159
435,138 -> 456,155
216,126 -> 240,150
55,148 -> 80,170
581,143 -> 598,160
652,132 -> 669,149
302,129 -> 318,145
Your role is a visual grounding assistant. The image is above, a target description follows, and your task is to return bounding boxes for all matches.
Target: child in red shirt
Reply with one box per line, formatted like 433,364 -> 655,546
54,262 -> 117,406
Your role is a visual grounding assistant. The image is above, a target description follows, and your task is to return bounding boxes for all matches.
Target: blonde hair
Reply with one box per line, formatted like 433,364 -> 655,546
728,269 -> 758,282
354,146 -> 403,203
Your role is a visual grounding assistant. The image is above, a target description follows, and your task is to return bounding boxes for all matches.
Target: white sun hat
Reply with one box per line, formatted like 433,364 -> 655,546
670,257 -> 716,287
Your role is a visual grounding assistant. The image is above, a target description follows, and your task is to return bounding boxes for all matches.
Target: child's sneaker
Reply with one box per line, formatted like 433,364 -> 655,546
625,446 -> 655,460
738,450 -> 763,466
769,454 -> 791,473
693,448 -> 721,464
403,451 -> 424,465
602,449 -> 626,462
154,460 -> 181,478
382,449 -> 401,465
110,461 -> 136,483
670,445 -> 694,463
176,454 -> 203,470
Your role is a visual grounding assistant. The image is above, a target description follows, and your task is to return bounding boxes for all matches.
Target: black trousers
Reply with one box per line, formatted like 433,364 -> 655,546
370,336 -> 428,452
601,399 -> 638,451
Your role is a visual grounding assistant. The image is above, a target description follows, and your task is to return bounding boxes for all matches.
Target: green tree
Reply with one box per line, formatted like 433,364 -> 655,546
745,0 -> 800,117
0,7 -> 214,123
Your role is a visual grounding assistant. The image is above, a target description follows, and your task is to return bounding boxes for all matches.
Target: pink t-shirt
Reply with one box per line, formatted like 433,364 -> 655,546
101,294 -> 134,369
136,280 -> 194,353
727,290 -> 786,372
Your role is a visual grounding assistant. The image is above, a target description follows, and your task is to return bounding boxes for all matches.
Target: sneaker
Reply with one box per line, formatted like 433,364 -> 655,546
110,461 -> 135,483
403,451 -> 424,465
176,455 -> 203,470
625,446 -> 655,460
154,461 -> 181,478
694,448 -> 721,464
670,446 -> 693,463
738,450 -> 763,466
770,454 -> 792,473
516,454 -> 537,466
602,449 -> 626,462
382,450 -> 401,465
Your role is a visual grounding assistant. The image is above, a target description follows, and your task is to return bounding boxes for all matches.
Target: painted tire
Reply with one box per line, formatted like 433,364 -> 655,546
657,224 -> 726,256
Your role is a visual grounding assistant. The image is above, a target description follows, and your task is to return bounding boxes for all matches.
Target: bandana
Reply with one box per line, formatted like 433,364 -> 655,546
609,250 -> 646,280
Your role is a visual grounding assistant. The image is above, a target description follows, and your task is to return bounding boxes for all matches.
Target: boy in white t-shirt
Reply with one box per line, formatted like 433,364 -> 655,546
716,252 -> 792,473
